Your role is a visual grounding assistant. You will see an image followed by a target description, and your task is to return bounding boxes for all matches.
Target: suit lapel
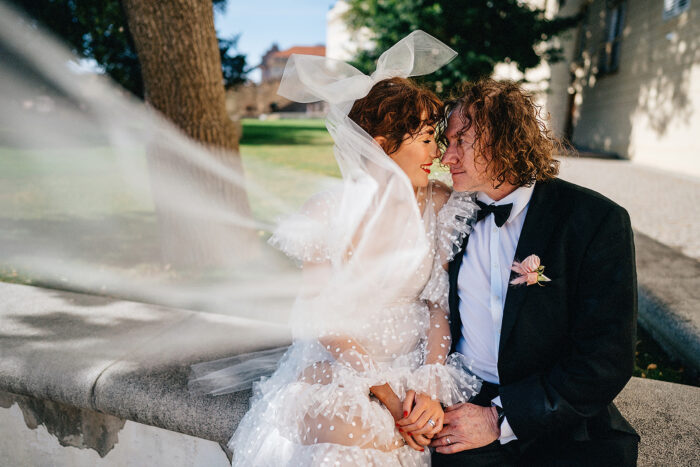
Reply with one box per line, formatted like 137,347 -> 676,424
448,232 -> 470,353
498,179 -> 561,356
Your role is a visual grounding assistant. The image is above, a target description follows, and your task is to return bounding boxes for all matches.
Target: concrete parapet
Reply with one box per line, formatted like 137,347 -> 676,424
616,378 -> 700,466
1,282 -> 699,465
0,281 -> 287,450
634,232 -> 700,373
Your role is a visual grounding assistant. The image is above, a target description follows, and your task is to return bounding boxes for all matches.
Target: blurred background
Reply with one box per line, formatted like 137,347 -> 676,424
1,1 -> 698,465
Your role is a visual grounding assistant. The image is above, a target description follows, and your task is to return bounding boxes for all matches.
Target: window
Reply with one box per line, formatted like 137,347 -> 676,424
598,1 -> 626,75
664,0 -> 690,20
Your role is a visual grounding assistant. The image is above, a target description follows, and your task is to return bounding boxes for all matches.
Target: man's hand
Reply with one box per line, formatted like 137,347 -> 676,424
429,402 -> 500,454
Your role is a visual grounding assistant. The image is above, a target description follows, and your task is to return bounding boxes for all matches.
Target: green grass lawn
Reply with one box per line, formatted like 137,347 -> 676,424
634,326 -> 699,386
0,119 -> 339,285
240,118 -> 339,178
238,118 -> 339,221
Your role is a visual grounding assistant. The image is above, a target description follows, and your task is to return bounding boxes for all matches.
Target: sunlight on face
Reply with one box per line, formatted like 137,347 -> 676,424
441,108 -> 492,193
389,124 -> 439,191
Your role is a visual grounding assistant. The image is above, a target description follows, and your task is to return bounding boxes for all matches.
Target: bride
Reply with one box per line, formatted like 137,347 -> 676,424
220,32 -> 481,466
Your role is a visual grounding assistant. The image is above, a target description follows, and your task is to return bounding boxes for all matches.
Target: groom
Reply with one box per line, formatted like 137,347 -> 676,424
430,79 -> 639,466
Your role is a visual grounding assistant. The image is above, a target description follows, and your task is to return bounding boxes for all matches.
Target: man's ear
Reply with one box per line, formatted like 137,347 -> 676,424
373,136 -> 389,154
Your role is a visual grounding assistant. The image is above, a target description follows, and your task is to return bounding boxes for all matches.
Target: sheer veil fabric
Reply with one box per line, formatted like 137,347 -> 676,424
192,30 -> 463,391
0,4 -> 481,463
193,32 -> 483,466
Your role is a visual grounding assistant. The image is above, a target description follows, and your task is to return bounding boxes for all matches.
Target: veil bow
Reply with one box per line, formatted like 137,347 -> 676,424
277,30 -> 456,112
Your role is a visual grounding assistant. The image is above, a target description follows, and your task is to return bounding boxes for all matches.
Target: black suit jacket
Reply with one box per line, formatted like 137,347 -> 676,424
448,178 -> 638,451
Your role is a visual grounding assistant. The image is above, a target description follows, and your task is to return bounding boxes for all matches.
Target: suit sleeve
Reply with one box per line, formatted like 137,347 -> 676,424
499,205 -> 637,441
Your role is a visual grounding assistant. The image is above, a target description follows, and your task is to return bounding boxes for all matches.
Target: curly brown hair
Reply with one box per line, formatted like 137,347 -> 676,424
445,79 -> 561,187
348,77 -> 443,155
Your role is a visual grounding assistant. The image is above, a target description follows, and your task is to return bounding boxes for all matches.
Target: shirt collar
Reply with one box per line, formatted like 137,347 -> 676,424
476,182 -> 536,225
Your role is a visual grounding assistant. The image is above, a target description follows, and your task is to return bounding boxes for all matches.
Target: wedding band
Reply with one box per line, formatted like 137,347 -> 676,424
428,419 -> 436,427
445,437 -> 451,445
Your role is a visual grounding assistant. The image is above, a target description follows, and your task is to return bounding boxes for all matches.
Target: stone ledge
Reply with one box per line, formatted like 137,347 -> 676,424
635,232 -> 700,373
616,378 -> 700,466
0,281 -> 288,445
1,282 -> 699,466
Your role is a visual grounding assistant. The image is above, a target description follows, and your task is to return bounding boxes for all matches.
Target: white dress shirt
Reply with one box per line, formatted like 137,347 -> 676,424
456,183 -> 535,444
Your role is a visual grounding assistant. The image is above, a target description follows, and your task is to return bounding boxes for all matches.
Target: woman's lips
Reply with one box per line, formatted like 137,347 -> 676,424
420,164 -> 432,174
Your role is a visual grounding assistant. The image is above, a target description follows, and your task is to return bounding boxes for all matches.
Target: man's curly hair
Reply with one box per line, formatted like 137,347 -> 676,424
445,79 -> 561,188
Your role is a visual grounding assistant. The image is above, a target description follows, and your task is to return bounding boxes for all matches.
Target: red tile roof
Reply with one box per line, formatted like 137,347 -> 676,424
271,46 -> 326,58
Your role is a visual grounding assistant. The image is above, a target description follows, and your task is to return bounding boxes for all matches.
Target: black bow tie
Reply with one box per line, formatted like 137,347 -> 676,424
475,200 -> 513,228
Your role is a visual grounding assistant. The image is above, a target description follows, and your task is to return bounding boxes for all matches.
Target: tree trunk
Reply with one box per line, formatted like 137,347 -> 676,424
122,0 -> 254,268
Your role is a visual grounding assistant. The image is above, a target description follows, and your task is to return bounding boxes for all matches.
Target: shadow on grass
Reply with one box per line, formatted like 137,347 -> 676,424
635,324 -> 699,387
0,212 -> 162,270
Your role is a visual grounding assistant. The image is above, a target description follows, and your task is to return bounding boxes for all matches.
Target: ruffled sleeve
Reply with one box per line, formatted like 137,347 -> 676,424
414,188 -> 479,399
420,190 -> 479,310
435,190 -> 479,265
408,354 -> 482,406
268,191 -> 339,263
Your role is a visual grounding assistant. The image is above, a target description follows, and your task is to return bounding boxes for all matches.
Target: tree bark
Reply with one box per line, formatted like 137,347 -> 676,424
122,0 -> 254,267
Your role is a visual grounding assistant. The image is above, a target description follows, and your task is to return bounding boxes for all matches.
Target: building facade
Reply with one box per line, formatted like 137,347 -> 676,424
259,44 -> 326,83
229,44 -> 327,118
547,0 -> 698,176
326,0 -> 373,61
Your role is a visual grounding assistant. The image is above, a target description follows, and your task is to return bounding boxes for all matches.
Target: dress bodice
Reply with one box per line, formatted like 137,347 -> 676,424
269,179 -> 478,362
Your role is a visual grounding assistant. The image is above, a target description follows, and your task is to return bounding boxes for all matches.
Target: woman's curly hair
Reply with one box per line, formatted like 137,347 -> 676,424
348,77 -> 443,155
445,79 -> 561,187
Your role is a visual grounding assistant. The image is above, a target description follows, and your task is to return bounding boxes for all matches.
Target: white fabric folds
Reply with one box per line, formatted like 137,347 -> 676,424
278,30 -> 457,110
190,31 -> 482,466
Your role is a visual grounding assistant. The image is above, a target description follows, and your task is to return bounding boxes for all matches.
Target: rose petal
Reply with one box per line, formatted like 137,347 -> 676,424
526,272 -> 539,285
511,261 -> 527,274
510,274 -> 528,285
521,255 -> 540,273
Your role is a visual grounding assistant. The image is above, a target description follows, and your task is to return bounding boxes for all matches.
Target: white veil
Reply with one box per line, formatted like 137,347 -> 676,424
0,0 -> 305,326
191,31 -> 457,394
0,0 -> 457,394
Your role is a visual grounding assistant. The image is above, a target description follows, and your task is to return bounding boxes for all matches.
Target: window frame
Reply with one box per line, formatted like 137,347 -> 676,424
663,0 -> 691,21
597,0 -> 627,76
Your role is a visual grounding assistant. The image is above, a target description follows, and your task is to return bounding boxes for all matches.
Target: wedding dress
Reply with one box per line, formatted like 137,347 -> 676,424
230,181 -> 480,467
221,32 -> 481,466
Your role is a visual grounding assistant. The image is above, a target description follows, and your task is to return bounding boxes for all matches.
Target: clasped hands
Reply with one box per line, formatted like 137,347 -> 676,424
393,390 -> 444,451
393,391 -> 501,453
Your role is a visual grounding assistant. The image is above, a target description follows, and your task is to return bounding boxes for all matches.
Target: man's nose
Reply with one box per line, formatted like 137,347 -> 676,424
442,146 -> 457,165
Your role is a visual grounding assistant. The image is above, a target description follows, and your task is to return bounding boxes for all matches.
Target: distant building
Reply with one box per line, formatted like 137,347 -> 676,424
228,44 -> 327,118
259,44 -> 326,82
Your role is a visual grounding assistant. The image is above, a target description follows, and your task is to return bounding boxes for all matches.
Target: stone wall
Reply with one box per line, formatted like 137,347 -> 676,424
1,281 -> 699,464
548,0 -> 700,177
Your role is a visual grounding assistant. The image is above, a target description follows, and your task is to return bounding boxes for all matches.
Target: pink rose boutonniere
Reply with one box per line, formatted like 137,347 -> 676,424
510,254 -> 551,286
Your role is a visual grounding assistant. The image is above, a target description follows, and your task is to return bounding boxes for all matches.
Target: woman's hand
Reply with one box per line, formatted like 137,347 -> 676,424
397,390 -> 444,446
371,384 -> 426,452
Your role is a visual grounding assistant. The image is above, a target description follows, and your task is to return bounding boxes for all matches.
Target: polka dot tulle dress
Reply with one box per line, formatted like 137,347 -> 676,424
230,181 -> 481,466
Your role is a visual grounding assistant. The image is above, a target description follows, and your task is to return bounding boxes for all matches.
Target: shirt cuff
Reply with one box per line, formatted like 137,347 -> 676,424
491,396 -> 518,444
